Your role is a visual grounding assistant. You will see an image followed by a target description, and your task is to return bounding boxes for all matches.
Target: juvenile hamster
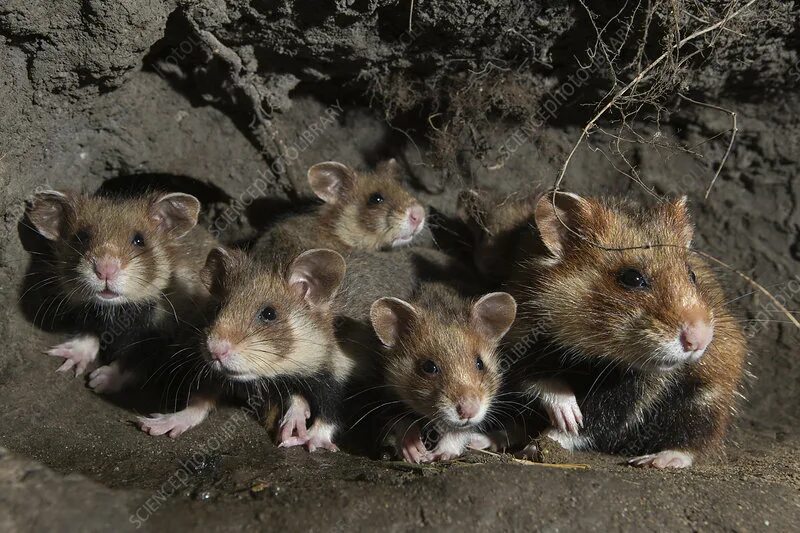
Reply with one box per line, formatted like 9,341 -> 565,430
254,159 -> 426,258
138,247 -> 352,452
369,284 -> 517,463
27,189 -> 215,393
457,188 -> 539,283
507,191 -> 747,468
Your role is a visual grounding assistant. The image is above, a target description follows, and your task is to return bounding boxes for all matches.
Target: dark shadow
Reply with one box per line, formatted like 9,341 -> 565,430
97,173 -> 231,205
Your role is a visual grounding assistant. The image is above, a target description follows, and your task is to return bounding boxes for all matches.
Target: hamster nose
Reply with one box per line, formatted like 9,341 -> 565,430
407,205 -> 425,229
93,257 -> 121,281
207,339 -> 232,361
680,321 -> 713,353
456,397 -> 481,420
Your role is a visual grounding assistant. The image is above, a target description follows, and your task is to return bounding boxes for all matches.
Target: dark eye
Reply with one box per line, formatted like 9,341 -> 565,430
74,229 -> 90,244
476,357 -> 485,371
258,306 -> 277,323
368,193 -> 384,205
617,268 -> 649,290
131,233 -> 145,247
688,268 -> 697,285
421,359 -> 439,375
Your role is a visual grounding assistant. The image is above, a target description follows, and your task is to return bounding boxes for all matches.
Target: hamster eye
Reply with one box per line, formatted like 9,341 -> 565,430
74,229 -> 91,244
368,193 -> 385,205
688,268 -> 697,285
476,357 -> 485,371
617,268 -> 649,290
131,233 -> 145,247
420,359 -> 439,375
258,306 -> 277,323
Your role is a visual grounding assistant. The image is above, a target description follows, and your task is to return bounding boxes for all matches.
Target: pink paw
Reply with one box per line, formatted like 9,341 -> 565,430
46,335 -> 99,377
88,363 -> 131,394
543,392 -> 583,435
137,407 -> 208,438
305,421 -> 339,453
628,450 -> 694,469
399,426 -> 429,464
277,396 -> 311,448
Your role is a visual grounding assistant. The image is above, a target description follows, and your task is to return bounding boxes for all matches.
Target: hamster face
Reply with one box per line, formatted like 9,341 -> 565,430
384,319 -> 502,429
200,248 -> 344,382
309,160 -> 426,250
28,191 -> 200,307
529,194 -> 719,373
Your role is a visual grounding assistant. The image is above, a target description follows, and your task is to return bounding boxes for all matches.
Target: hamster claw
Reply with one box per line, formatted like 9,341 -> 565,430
276,395 -> 311,447
303,420 -> 339,453
628,450 -> 694,469
46,336 -> 99,377
88,363 -> 132,394
137,408 -> 208,439
545,394 -> 583,435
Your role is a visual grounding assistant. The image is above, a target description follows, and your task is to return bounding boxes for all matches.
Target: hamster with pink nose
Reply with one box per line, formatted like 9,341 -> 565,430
138,246 -> 352,452
369,284 -> 517,463
507,191 -> 747,468
254,159 -> 427,257
26,189 -> 215,393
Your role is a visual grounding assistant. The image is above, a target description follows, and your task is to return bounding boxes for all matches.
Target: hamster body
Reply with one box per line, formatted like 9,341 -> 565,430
507,192 -> 747,468
138,247 -> 351,452
27,189 -> 215,393
254,159 -> 427,257
369,285 -> 517,462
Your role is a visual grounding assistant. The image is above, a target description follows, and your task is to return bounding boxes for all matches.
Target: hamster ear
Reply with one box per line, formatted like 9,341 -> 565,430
151,193 -> 201,238
534,190 -> 589,258
308,162 -> 357,204
471,292 -> 517,343
370,297 -> 418,348
28,190 -> 73,240
376,158 -> 401,179
287,249 -> 346,307
200,247 -> 243,294
663,195 -> 693,247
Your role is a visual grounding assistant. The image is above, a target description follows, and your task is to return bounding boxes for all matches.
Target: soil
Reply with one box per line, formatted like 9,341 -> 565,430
1,2 -> 799,532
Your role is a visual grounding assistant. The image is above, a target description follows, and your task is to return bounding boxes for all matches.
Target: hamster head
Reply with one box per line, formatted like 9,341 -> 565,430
309,159 -> 426,250
527,191 -> 718,373
457,188 -> 538,279
199,247 -> 345,382
28,190 -> 200,307
370,293 -> 516,429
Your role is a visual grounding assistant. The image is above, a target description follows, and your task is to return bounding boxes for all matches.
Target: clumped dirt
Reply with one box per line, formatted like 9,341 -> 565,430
1,1 -> 799,532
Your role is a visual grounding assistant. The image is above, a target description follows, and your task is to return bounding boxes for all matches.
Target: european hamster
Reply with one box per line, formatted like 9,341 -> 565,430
457,188 -> 539,283
508,191 -> 747,468
27,189 -> 215,393
254,159 -> 426,258
369,285 -> 517,462
138,247 -> 352,452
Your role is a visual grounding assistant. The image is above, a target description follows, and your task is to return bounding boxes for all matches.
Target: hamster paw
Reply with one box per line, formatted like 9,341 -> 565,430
46,335 -> 100,377
424,436 -> 466,463
88,363 -> 132,394
628,450 -> 694,469
137,409 -> 207,439
399,427 -> 429,464
276,396 -> 311,448
304,421 -> 339,453
543,393 -> 583,435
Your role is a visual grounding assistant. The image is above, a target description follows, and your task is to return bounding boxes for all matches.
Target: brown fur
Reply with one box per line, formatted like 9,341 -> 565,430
509,194 -> 747,455
377,285 -> 507,429
254,160 -> 424,256
29,190 -> 215,330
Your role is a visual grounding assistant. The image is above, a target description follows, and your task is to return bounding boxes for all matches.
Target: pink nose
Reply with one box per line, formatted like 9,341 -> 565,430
455,397 -> 481,420
207,339 -> 232,361
680,322 -> 713,353
94,257 -> 121,282
407,205 -> 425,229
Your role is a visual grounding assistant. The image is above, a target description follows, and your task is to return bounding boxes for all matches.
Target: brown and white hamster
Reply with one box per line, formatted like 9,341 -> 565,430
254,159 -> 426,257
507,191 -> 747,468
27,189 -> 215,393
138,246 -> 352,452
370,284 -> 517,463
